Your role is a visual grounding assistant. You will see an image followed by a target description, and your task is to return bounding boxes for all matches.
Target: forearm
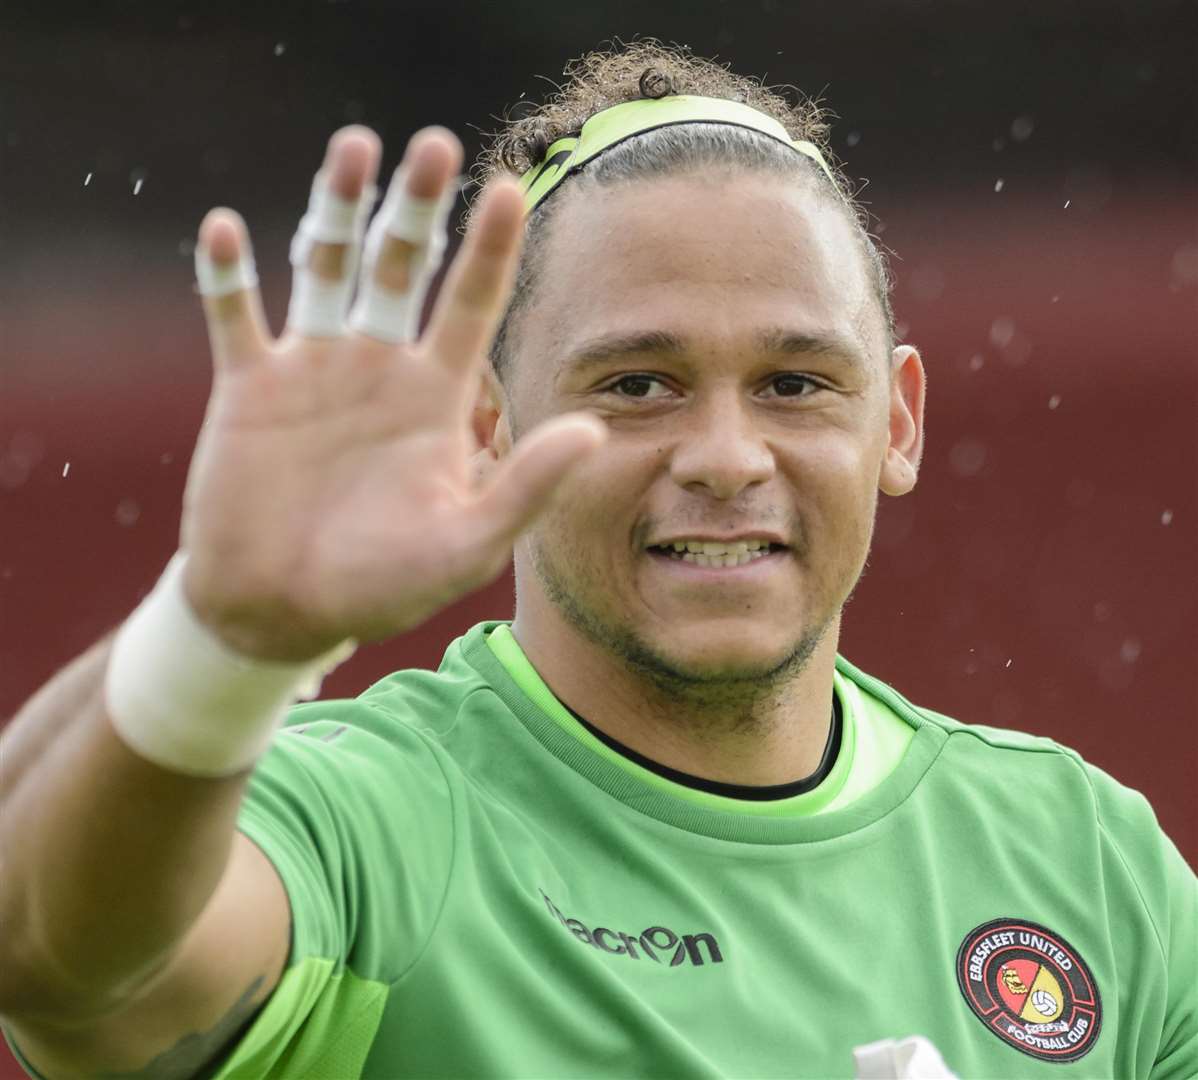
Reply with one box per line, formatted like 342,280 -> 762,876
0,638 -> 248,1020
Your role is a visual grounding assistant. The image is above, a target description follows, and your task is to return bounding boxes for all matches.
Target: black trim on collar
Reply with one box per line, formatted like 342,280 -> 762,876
565,695 -> 842,801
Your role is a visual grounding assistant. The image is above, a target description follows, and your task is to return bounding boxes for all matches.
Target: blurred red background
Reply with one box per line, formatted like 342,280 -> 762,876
2,3 -> 1195,1074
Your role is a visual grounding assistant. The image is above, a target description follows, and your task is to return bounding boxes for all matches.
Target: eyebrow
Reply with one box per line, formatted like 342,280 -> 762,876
562,326 -> 863,370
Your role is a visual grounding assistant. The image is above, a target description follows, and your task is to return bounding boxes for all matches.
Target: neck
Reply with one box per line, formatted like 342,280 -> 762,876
510,601 -> 839,788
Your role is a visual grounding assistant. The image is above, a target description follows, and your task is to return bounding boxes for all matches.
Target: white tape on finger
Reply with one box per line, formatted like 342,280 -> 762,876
195,247 -> 259,299
348,169 -> 458,344
286,172 -> 377,338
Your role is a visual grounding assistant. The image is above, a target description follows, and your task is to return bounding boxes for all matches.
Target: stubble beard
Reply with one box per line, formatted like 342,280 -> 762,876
525,533 -> 836,733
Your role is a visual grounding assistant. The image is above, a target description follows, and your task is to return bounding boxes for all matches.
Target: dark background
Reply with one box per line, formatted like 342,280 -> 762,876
1,2 -> 1195,1069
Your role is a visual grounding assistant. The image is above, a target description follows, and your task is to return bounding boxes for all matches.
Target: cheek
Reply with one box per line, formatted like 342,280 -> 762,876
532,446 -> 651,557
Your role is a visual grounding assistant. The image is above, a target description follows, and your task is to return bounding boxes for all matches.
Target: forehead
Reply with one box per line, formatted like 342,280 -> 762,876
522,171 -> 877,368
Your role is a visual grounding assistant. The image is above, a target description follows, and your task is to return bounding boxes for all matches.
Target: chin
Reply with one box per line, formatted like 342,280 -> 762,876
636,624 -> 818,686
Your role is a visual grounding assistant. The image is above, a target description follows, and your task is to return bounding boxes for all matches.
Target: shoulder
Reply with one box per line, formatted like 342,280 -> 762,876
840,657 -> 1187,860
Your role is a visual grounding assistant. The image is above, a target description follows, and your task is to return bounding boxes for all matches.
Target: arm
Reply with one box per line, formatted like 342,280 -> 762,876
0,637 -> 288,1078
0,123 -> 602,1078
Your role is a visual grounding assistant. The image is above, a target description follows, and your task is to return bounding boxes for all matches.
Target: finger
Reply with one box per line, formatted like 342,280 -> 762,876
420,177 -> 524,375
196,208 -> 270,371
284,126 -> 381,339
348,127 -> 462,344
473,414 -> 606,544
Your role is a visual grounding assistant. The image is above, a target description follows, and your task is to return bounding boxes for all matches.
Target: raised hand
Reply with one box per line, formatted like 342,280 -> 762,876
181,126 -> 604,662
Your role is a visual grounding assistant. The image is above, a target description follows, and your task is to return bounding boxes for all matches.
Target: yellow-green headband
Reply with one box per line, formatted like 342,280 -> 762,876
519,94 -> 837,215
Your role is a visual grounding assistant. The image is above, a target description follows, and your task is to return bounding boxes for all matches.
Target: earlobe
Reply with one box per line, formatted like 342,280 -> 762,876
469,370 -> 511,486
879,345 -> 925,497
470,369 -> 508,454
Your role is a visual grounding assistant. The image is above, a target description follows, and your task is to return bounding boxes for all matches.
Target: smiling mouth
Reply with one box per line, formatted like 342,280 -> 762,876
647,539 -> 787,568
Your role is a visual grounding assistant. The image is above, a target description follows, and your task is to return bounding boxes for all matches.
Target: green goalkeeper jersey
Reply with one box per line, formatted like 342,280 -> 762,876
193,624 -> 1192,1076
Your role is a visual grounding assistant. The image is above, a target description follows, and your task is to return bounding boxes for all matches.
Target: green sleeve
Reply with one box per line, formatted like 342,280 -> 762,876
218,699 -> 455,1075
1085,763 -> 1198,1080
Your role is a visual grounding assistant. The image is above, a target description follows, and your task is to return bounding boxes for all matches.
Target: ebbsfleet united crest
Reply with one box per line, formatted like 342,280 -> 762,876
956,917 -> 1102,1063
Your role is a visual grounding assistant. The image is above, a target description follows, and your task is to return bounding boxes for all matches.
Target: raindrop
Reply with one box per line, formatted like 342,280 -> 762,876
988,317 -> 1016,348
160,452 -> 174,465
1160,509 -> 1173,526
1047,394 -> 1061,410
1009,115 -> 1034,142
992,137 -> 1005,152
1063,199 -> 1071,209
133,178 -> 143,195
994,178 -> 1004,192
968,353 -> 985,372
177,237 -> 195,256
115,498 -> 141,527
1119,638 -> 1141,664
1092,601 -> 1112,622
0,458 -> 29,490
1171,244 -> 1198,286
274,42 -> 286,56
1005,658 -> 1013,668
846,131 -> 861,147
62,462 -> 70,477
1051,295 -> 1060,303
948,439 -> 987,477
84,172 -> 93,186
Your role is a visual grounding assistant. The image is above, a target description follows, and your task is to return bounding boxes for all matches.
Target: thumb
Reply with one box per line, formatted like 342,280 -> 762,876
473,413 -> 606,543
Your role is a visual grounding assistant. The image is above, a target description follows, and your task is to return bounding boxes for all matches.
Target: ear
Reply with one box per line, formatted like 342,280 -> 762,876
470,368 -> 512,485
879,344 -> 925,497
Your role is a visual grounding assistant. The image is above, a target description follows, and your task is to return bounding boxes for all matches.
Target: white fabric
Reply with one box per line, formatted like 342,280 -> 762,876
286,172 -> 377,337
348,167 -> 457,343
105,554 -> 355,777
194,247 -> 259,299
852,1035 -> 958,1079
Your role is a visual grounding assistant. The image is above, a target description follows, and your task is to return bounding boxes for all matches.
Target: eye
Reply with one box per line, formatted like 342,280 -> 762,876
765,373 -> 823,398
606,374 -> 672,399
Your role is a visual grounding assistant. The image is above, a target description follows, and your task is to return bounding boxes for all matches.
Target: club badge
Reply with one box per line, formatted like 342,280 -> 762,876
956,917 -> 1101,1063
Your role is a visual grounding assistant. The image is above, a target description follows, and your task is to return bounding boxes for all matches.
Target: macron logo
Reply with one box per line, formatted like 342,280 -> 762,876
541,890 -> 724,967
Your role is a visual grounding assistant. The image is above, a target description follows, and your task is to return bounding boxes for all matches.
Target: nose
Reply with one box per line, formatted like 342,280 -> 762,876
668,391 -> 776,500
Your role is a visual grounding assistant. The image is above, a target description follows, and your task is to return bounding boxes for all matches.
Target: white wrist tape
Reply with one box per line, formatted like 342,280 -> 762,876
286,171 -> 377,337
348,169 -> 457,343
105,554 -> 355,777
194,247 -> 259,299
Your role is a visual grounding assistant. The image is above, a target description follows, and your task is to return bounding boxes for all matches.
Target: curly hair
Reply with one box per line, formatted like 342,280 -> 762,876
473,40 -> 893,378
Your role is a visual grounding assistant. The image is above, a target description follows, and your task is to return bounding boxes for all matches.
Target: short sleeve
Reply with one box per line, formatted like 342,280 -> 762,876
1086,763 -> 1198,1080
218,698 -> 456,1074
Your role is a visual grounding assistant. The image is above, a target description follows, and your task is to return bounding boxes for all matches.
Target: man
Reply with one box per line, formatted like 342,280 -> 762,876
0,42 -> 1193,1079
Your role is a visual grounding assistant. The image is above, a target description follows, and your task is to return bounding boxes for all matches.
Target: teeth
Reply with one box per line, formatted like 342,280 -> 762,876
655,539 -> 778,564
676,549 -> 771,566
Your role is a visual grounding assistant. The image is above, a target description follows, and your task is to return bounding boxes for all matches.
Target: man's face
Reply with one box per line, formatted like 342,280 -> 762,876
499,170 -> 921,685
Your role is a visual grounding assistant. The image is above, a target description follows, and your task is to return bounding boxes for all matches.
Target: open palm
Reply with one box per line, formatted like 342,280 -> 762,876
181,127 -> 603,661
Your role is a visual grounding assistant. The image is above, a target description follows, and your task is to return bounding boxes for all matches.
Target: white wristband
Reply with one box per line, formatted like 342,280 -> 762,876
105,554 -> 355,777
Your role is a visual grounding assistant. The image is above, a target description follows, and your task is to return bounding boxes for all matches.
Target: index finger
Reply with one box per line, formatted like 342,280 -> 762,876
419,177 -> 524,374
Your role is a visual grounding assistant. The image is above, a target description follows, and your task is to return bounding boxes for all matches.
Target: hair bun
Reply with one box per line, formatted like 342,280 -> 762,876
638,67 -> 675,100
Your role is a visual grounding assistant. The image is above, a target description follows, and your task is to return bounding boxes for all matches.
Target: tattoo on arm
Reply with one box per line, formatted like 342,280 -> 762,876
98,976 -> 266,1080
